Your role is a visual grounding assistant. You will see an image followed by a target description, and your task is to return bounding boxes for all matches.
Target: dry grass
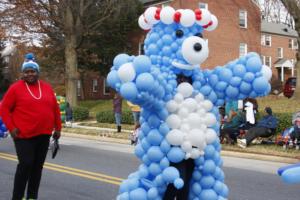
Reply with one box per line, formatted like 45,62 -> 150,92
257,95 -> 300,113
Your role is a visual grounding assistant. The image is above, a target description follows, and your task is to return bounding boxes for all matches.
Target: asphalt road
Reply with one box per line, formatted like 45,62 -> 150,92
0,136 -> 299,200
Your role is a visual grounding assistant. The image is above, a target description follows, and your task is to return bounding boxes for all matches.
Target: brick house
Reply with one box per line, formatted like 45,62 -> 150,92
260,20 -> 298,82
84,0 -> 262,100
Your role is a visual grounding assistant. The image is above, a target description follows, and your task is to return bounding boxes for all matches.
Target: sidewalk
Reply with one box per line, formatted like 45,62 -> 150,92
62,123 -> 299,164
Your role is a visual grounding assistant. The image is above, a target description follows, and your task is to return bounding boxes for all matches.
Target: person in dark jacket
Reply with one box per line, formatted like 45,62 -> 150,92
238,107 -> 278,148
113,92 -> 122,132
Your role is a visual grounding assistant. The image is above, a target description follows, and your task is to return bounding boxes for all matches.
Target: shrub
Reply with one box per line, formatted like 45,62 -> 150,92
73,106 -> 89,121
275,112 -> 293,134
96,111 -> 134,124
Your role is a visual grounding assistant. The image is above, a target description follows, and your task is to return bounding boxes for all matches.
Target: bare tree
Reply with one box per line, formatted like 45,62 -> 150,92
0,0 -> 140,106
279,0 -> 300,99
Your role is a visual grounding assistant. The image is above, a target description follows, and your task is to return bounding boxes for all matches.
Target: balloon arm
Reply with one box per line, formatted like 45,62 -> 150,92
278,163 -> 300,184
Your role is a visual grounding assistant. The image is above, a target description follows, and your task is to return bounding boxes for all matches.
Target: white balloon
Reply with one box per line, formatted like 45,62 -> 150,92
177,82 -> 193,98
195,93 -> 204,102
187,129 -> 206,149
190,149 -> 203,159
187,113 -> 202,129
206,15 -> 218,31
205,129 -> 217,144
160,6 -> 175,24
166,129 -> 184,145
261,65 -> 272,81
180,123 -> 190,132
202,100 -> 213,111
183,98 -> 197,112
197,108 -> 206,116
196,9 -> 211,26
204,113 -> 217,126
178,107 -> 189,119
181,141 -> 193,152
144,7 -> 159,25
166,114 -> 181,129
138,15 -> 152,30
166,100 -> 178,113
117,63 -> 136,82
182,36 -> 209,65
174,93 -> 184,103
180,9 -> 196,27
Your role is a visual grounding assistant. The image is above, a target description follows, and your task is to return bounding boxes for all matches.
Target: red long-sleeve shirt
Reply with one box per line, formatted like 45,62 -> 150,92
0,80 -> 61,139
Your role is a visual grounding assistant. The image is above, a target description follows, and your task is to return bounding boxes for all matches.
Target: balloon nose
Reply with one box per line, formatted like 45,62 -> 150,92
194,43 -> 202,52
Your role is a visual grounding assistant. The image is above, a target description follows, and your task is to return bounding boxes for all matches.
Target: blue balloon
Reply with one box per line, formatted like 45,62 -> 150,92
200,189 -> 218,200
280,165 -> 300,184
147,146 -> 164,162
162,167 -> 179,183
174,178 -> 184,189
192,182 -> 202,195
120,82 -> 138,101
167,147 -> 185,163
107,70 -> 120,88
147,114 -> 161,128
147,129 -> 163,146
118,192 -> 129,200
129,188 -> 147,200
243,72 -> 255,83
133,55 -> 152,74
219,68 -> 233,82
215,81 -> 228,92
147,187 -> 159,199
160,139 -> 171,153
149,163 -> 162,176
252,77 -> 269,94
232,64 -> 246,77
200,85 -> 212,96
246,56 -> 262,73
203,160 -> 217,175
160,157 -> 170,169
200,176 -> 215,189
209,74 -> 219,87
225,86 -> 239,99
136,73 -> 155,91
239,81 -> 252,94
113,54 -> 130,69
230,76 -> 242,87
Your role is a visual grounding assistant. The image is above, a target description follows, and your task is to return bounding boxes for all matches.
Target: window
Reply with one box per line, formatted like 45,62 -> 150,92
265,56 -> 271,67
277,47 -> 283,58
92,79 -> 98,92
103,78 -> 110,95
289,39 -> 293,49
77,80 -> 81,97
199,2 -> 208,9
139,42 -> 144,55
239,10 -> 247,28
265,35 -> 271,46
261,35 -> 265,46
261,55 -> 265,65
239,43 -> 247,57
293,39 -> 298,49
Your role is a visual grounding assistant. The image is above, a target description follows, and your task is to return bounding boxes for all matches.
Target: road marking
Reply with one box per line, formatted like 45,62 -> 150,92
0,152 -> 123,185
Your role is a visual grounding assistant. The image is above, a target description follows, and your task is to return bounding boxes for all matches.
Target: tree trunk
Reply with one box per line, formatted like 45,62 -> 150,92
65,35 -> 78,107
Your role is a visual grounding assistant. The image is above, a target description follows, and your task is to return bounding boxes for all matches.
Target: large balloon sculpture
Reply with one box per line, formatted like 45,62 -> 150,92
107,6 -> 271,200
278,163 -> 300,184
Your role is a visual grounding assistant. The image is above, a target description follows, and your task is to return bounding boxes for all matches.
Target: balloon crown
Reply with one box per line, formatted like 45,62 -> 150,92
139,6 -> 218,31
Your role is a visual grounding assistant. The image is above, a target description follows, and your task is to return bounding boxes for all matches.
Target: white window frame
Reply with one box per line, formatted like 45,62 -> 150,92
239,10 -> 247,28
293,39 -> 298,50
239,43 -> 247,57
261,55 -> 266,65
103,78 -> 110,95
92,79 -> 98,92
265,35 -> 272,47
261,35 -> 265,46
277,47 -> 283,58
265,56 -> 272,67
139,42 -> 144,55
199,2 -> 208,9
77,80 -> 81,97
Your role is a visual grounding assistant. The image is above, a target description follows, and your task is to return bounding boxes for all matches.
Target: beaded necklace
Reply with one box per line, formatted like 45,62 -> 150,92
25,80 -> 42,100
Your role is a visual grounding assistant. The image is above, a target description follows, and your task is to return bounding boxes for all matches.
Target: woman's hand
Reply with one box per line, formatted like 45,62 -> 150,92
52,130 -> 61,140
10,128 -> 19,139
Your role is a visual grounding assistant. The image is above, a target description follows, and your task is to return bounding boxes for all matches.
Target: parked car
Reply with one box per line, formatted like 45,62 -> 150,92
283,77 -> 296,98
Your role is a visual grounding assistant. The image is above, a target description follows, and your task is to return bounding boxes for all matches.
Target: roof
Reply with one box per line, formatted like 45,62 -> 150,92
139,0 -> 172,6
261,20 -> 298,37
274,59 -> 294,68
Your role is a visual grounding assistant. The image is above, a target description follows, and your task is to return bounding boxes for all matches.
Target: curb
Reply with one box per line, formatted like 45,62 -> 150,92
61,132 -> 299,164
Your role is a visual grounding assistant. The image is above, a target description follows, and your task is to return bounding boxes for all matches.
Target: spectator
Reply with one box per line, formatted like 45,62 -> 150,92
65,102 -> 73,127
290,114 -> 300,149
127,101 -> 140,126
0,53 -> 61,200
130,123 -> 141,145
225,100 -> 238,118
220,110 -> 245,144
113,93 -> 122,132
237,107 -> 278,148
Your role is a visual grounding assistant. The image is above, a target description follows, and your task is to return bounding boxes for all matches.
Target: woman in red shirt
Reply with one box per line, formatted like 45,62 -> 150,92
0,53 -> 61,200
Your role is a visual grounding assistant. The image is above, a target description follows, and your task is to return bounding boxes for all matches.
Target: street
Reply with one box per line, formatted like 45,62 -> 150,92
0,136 -> 299,200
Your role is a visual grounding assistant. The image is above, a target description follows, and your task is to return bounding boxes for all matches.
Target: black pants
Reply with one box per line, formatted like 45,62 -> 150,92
12,134 -> 50,200
290,129 -> 300,141
163,159 -> 195,200
220,128 -> 239,144
245,127 -> 272,145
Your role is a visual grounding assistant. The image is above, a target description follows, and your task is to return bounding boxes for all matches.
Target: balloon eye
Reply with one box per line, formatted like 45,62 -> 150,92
195,33 -> 203,38
176,30 -> 184,38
